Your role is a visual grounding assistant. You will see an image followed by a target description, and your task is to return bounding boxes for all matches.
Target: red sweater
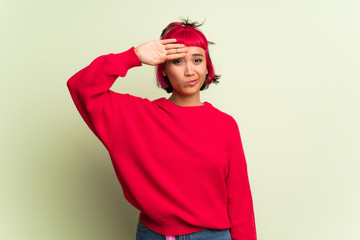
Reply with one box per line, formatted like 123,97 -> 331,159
67,47 -> 257,240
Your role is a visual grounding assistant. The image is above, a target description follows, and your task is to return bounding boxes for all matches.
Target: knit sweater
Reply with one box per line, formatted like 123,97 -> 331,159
66,47 -> 257,240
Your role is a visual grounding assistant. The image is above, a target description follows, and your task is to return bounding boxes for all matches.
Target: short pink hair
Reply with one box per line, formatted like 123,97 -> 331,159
156,20 -> 219,92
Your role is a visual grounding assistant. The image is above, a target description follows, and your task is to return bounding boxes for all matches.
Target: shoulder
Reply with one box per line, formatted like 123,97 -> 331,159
207,103 -> 241,140
208,103 -> 239,128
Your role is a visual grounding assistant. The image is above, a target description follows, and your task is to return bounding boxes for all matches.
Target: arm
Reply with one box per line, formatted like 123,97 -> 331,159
66,47 -> 142,148
226,118 -> 257,240
66,40 -> 188,148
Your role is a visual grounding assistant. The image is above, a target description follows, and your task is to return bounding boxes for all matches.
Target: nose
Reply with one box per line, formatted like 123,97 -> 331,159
184,62 -> 194,76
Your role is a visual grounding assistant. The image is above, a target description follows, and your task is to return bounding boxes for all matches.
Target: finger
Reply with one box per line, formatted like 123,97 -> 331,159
164,44 -> 186,50
166,47 -> 188,55
160,38 -> 177,44
166,52 -> 187,60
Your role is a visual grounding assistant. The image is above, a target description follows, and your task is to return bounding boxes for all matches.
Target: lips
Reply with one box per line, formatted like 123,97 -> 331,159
186,80 -> 197,86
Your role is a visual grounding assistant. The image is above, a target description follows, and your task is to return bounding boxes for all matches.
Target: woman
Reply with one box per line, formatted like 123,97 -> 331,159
67,19 -> 257,240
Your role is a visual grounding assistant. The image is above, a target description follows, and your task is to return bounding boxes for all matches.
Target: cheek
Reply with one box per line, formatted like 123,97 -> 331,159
167,67 -> 182,78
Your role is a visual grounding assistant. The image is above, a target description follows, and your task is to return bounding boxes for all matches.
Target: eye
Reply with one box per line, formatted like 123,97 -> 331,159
194,59 -> 203,63
172,59 -> 182,64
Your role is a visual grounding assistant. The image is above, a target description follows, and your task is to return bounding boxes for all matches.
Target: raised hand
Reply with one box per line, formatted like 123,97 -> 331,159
135,39 -> 188,66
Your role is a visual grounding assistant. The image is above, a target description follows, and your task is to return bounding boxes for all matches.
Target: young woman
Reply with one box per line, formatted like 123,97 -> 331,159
67,19 -> 257,240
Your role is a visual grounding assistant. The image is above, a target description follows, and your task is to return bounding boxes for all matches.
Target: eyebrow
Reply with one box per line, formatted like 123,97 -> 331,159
173,53 -> 205,61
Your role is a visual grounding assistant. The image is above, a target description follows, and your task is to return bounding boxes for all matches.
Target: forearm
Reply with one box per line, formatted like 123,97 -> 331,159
226,118 -> 257,240
66,47 -> 142,100
227,166 -> 257,240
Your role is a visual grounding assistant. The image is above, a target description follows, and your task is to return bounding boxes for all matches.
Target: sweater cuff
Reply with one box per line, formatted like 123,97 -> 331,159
115,47 -> 142,70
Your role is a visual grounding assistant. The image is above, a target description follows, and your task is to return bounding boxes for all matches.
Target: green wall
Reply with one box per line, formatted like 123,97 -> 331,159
1,0 -> 359,239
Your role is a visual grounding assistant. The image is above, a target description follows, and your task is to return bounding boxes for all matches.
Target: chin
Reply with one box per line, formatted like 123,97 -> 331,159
183,89 -> 200,95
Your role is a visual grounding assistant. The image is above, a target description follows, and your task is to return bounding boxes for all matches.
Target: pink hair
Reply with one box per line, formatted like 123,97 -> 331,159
156,22 -> 216,90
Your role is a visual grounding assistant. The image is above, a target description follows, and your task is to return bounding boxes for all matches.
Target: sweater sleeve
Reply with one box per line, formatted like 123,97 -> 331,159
226,117 -> 257,240
66,47 -> 142,149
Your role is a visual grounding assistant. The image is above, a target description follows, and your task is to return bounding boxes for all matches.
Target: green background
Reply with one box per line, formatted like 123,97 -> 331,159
1,0 -> 359,239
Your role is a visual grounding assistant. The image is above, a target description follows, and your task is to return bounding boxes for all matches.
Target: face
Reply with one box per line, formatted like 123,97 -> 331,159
163,46 -> 208,97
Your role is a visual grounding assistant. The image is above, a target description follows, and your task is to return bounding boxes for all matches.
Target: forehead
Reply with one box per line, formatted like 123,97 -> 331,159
185,46 -> 206,56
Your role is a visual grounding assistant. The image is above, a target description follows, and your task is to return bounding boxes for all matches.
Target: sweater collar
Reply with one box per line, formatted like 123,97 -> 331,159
154,97 -> 213,118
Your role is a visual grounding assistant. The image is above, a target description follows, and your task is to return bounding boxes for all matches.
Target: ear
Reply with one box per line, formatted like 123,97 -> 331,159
162,67 -> 167,77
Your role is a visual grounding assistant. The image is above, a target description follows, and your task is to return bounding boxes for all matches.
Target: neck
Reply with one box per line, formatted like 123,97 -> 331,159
168,92 -> 204,107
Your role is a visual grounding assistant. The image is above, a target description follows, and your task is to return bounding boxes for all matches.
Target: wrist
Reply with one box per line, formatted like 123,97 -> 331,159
134,47 -> 142,62
134,47 -> 139,57
118,47 -> 142,68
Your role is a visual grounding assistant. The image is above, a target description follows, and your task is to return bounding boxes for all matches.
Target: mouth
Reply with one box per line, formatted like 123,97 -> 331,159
186,80 -> 197,86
